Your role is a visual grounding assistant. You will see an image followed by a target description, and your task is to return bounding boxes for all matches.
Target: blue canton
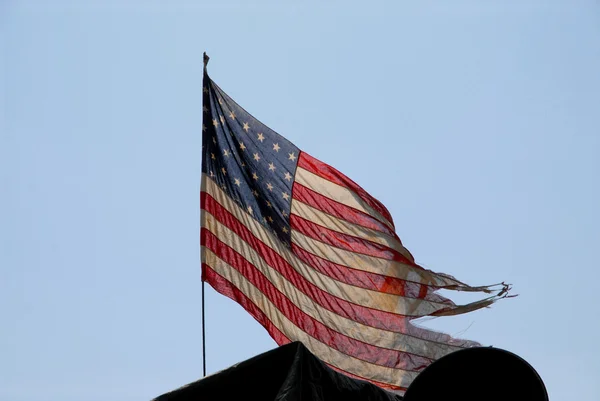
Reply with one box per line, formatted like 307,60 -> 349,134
202,74 -> 300,246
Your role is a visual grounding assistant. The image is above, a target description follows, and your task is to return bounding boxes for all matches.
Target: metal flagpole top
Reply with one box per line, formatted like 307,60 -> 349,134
203,52 -> 210,72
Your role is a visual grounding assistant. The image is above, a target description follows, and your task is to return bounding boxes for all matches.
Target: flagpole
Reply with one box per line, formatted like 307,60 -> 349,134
201,51 -> 210,378
202,280 -> 206,377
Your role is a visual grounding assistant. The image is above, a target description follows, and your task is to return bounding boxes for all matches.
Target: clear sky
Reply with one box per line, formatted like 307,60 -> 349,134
2,1 -> 599,400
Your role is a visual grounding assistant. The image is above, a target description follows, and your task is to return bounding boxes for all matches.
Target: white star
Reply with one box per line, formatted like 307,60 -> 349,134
282,227 -> 289,234
266,182 -> 274,191
211,153 -> 216,160
263,216 -> 268,224
252,172 -> 259,180
282,192 -> 290,201
213,119 -> 219,127
268,162 -> 276,172
252,189 -> 259,197
273,143 -> 280,152
267,216 -> 274,223
282,211 -> 288,217
218,98 -> 223,105
219,115 -> 225,124
202,124 -> 207,132
253,153 -> 260,162
243,122 -> 250,132
203,87 -> 209,94
247,206 -> 253,214
241,162 -> 246,167
209,170 -> 215,177
229,111 -> 236,120
257,133 -> 265,142
221,167 -> 227,175
284,172 -> 292,181
203,106 -> 208,113
288,152 -> 297,161
223,149 -> 230,157
234,178 -> 241,186
266,201 -> 272,208
239,142 -> 246,151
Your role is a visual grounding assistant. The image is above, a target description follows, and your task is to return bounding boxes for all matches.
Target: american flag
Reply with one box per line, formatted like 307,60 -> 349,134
200,58 -> 511,393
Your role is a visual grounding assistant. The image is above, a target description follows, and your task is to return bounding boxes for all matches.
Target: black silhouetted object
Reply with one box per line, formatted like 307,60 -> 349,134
153,342 -> 401,401
403,346 -> 548,401
152,342 -> 548,401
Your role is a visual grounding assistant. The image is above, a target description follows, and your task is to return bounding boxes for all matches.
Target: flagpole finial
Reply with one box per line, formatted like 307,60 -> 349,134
203,52 -> 210,72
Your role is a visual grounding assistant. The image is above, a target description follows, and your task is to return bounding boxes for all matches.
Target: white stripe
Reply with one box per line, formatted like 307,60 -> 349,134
290,229 -> 462,288
291,198 -> 414,262
203,247 -> 418,388
295,167 -> 394,230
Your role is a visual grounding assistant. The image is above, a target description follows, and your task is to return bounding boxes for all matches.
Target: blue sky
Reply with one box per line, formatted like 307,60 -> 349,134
1,1 -> 599,400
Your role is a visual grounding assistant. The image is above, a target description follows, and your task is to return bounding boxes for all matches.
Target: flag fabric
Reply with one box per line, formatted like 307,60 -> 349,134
200,58 -> 511,393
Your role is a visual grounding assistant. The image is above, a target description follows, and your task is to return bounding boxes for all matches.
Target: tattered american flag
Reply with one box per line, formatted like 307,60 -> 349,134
200,56 -> 511,393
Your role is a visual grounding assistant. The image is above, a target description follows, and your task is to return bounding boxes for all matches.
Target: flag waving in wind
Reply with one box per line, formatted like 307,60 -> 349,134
200,55 -> 511,393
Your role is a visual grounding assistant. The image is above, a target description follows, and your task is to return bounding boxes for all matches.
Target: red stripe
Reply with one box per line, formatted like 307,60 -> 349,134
292,182 -> 397,238
203,230 -> 433,371
291,244 -> 453,305
204,265 -> 407,392
298,152 -> 394,228
202,266 -> 290,346
418,285 -> 429,300
291,213 -> 416,266
201,192 -> 424,327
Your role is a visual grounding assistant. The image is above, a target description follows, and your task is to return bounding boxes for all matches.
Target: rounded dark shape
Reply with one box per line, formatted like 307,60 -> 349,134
403,347 -> 548,401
